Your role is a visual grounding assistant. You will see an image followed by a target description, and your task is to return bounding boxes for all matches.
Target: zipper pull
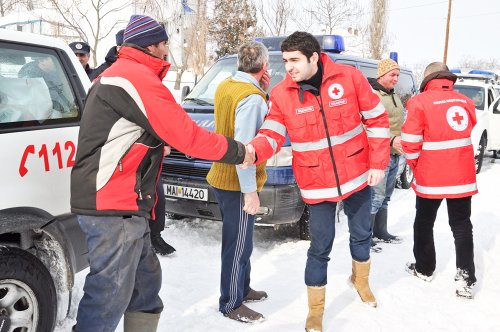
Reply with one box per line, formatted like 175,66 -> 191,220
119,161 -> 123,172
138,189 -> 143,200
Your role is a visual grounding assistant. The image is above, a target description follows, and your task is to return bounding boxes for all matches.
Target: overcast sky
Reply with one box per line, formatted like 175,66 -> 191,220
381,0 -> 500,69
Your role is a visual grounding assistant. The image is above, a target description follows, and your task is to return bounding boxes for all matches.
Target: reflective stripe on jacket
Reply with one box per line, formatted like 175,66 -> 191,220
401,78 -> 478,199
251,53 -> 390,204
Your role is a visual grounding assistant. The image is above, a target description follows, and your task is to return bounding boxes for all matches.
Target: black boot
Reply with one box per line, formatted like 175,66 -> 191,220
373,209 -> 402,244
151,235 -> 176,256
370,214 -> 383,253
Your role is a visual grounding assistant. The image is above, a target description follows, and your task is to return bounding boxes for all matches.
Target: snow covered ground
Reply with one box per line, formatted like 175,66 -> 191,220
58,152 -> 500,332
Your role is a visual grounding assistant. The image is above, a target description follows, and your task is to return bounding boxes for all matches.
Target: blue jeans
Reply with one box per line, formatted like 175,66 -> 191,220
213,188 -> 255,314
76,215 -> 163,332
305,186 -> 372,286
371,154 -> 399,214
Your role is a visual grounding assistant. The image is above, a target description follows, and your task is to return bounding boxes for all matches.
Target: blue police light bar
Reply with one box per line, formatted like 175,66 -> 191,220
450,69 -> 462,73
469,69 -> 495,76
255,35 -> 345,53
389,52 -> 398,63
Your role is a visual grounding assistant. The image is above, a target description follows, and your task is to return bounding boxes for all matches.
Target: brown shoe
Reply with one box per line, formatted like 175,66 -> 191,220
224,304 -> 265,323
243,288 -> 268,302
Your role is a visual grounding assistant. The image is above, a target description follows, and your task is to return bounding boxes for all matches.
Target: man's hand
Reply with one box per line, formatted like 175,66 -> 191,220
259,70 -> 271,92
239,143 -> 256,169
392,136 -> 404,154
164,145 -> 171,156
243,191 -> 260,215
367,169 -> 385,186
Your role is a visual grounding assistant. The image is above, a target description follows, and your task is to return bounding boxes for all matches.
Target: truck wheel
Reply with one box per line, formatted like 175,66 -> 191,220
475,135 -> 486,174
0,247 -> 57,332
298,205 -> 310,240
399,163 -> 414,189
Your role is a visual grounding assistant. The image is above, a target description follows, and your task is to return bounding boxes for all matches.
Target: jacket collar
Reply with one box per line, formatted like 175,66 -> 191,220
283,52 -> 339,90
423,78 -> 456,92
118,45 -> 170,79
420,70 -> 457,92
368,77 -> 393,95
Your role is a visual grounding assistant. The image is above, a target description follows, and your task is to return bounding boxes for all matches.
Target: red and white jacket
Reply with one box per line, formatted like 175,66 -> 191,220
71,46 -> 244,218
401,77 -> 478,199
251,53 -> 390,204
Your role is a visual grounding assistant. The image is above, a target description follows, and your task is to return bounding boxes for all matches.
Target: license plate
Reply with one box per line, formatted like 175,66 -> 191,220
164,184 -> 208,201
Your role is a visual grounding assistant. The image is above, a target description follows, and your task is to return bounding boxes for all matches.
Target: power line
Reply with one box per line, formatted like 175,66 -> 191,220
390,1 -> 448,12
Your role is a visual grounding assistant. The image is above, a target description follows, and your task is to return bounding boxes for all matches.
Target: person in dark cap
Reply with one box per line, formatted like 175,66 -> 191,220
69,41 -> 93,77
71,14 -> 253,332
89,29 -> 124,81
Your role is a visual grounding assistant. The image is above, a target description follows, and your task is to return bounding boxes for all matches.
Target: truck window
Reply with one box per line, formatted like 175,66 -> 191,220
454,85 -> 484,110
358,64 -> 377,79
187,54 -> 286,105
395,72 -> 416,107
0,43 -> 79,129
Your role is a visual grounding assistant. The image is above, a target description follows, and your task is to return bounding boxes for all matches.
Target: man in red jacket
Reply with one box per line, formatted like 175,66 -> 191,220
402,62 -> 478,299
71,15 -> 250,332
246,31 -> 390,331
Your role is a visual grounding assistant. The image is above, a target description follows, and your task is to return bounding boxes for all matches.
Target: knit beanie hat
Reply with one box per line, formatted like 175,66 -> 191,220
377,58 -> 400,78
123,15 -> 168,48
115,29 -> 124,46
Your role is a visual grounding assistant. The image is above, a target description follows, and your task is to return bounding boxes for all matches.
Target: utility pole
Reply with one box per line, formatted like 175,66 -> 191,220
443,0 -> 452,64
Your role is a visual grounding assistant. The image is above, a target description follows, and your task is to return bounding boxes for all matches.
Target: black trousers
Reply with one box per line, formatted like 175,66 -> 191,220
149,181 -> 165,237
413,196 -> 476,283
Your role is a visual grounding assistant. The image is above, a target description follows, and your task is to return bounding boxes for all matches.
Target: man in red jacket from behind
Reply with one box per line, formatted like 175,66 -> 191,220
402,62 -> 478,299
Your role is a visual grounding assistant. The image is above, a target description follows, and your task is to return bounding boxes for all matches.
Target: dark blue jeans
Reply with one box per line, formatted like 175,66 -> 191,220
371,154 -> 399,213
305,186 -> 372,286
213,188 -> 255,314
76,215 -> 163,332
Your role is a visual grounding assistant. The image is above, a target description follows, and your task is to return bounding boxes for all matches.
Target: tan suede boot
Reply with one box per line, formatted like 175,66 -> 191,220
305,286 -> 325,332
350,259 -> 377,307
124,311 -> 161,332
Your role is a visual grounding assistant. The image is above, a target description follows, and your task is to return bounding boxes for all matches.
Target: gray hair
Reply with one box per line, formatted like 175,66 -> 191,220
237,41 -> 269,74
423,62 -> 450,77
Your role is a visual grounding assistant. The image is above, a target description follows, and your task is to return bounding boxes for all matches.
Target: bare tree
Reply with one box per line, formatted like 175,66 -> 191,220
368,0 -> 388,59
458,57 -> 500,71
0,0 -> 38,16
45,0 -> 131,66
210,0 -> 258,58
295,0 -> 362,35
255,0 -> 295,36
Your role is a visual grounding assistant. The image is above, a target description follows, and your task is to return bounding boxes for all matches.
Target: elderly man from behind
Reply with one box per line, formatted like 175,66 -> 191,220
207,41 -> 270,323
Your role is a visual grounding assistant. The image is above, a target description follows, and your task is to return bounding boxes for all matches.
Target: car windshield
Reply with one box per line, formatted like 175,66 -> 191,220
185,54 -> 286,105
454,85 -> 484,110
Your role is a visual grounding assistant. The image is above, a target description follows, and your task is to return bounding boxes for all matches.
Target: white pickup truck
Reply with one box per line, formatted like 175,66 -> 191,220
0,30 -> 91,331
454,74 -> 500,172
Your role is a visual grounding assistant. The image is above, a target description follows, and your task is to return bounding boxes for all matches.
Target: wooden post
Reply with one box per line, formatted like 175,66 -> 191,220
443,0 -> 452,64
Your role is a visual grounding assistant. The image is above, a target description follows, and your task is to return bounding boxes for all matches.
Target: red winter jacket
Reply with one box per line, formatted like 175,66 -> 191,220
251,53 -> 390,204
401,77 -> 478,199
71,46 -> 244,218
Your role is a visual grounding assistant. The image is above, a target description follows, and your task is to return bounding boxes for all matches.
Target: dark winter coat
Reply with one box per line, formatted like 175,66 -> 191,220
89,46 -> 118,81
71,45 -> 245,218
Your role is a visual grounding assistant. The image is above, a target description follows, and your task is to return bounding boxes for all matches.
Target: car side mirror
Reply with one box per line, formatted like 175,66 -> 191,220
181,85 -> 190,101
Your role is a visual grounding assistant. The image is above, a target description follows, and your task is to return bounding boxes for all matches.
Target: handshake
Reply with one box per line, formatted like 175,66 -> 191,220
240,143 -> 256,169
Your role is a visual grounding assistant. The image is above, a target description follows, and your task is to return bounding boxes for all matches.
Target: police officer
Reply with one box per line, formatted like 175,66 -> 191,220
69,41 -> 93,78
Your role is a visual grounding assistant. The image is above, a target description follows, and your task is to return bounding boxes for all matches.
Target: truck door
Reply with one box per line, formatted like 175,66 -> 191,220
488,96 -> 500,150
0,42 -> 84,215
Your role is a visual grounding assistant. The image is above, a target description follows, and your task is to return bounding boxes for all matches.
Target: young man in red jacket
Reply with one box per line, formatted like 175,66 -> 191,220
401,62 -> 478,299
246,31 -> 390,331
71,15 -> 250,332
